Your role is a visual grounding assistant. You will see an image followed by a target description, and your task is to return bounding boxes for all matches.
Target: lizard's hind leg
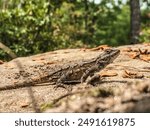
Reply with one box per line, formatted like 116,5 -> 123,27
53,70 -> 74,90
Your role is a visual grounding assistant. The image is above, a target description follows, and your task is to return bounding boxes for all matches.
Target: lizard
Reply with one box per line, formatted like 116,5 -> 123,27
0,48 -> 120,90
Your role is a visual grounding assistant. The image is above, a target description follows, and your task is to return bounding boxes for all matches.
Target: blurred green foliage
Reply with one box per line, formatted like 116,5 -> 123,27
0,0 -> 149,60
140,8 -> 150,43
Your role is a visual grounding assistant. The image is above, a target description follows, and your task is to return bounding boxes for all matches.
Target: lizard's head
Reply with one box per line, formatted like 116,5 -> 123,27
98,48 -> 120,63
105,48 -> 120,61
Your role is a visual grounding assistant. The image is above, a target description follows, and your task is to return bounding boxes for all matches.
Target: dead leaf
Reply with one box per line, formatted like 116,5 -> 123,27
127,52 -> 140,59
20,102 -> 29,108
100,71 -> 118,77
139,48 -> 148,54
139,54 -> 150,61
124,70 -> 137,75
32,57 -> 45,61
89,45 -> 111,51
122,70 -> 144,79
0,60 -> 4,64
122,47 -> 132,52
132,48 -> 140,52
46,61 -> 55,65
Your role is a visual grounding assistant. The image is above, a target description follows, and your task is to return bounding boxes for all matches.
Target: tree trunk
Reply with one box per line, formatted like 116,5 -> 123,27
130,0 -> 141,44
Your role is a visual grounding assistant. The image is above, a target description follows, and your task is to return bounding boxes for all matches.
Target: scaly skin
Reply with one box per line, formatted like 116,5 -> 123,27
0,49 -> 120,90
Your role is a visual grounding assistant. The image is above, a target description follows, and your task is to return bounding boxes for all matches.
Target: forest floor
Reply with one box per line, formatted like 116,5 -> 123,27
0,43 -> 150,112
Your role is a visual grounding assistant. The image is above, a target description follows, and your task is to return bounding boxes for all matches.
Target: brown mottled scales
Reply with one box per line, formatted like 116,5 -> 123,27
0,49 -> 120,90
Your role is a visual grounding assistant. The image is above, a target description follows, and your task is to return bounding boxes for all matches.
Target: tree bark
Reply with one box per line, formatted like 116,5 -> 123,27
130,0 -> 141,44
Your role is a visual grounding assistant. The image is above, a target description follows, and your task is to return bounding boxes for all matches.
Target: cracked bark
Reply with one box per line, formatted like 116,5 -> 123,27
130,0 -> 141,44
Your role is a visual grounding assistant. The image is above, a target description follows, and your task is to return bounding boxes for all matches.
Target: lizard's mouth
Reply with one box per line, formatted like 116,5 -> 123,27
111,49 -> 120,61
105,49 -> 120,63
113,49 -> 120,58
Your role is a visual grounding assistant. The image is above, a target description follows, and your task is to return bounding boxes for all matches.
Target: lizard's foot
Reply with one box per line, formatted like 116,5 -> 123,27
86,74 -> 101,86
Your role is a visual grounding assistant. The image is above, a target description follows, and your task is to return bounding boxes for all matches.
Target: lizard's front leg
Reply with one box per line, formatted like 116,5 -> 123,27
81,66 -> 99,83
86,74 -> 101,85
81,61 -> 108,85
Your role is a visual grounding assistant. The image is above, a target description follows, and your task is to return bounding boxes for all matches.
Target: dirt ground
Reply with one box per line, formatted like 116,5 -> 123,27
0,43 -> 150,112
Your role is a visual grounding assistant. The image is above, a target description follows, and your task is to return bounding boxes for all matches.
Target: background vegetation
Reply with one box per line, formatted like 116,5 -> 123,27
0,0 -> 149,60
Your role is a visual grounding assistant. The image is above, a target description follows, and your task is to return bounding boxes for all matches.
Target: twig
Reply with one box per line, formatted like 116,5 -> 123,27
0,42 -> 17,59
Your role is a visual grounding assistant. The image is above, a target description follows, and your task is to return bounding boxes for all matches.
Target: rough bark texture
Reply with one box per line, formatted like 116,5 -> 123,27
130,0 -> 141,44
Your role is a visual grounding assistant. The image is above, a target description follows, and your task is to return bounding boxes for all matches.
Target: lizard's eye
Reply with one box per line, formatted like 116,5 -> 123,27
105,49 -> 111,53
